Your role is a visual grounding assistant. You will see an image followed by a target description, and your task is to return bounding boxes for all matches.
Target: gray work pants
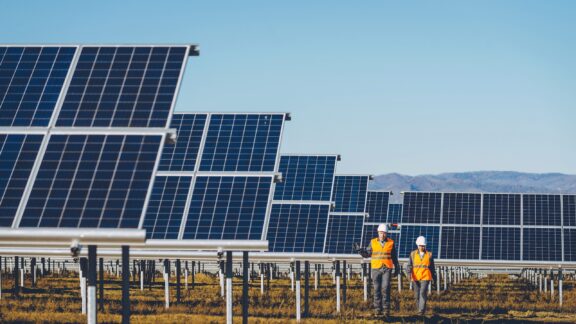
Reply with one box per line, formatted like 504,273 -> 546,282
371,267 -> 392,311
413,280 -> 430,313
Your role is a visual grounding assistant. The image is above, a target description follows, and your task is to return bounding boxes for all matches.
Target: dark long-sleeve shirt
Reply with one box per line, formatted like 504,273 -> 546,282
406,249 -> 437,282
364,237 -> 401,270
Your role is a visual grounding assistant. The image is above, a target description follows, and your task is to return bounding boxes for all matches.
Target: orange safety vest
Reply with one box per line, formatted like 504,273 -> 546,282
370,237 -> 394,269
410,250 -> 432,281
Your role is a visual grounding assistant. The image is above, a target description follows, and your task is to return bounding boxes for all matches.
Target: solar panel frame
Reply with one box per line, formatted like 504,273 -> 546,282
365,191 -> 390,223
387,203 -> 403,224
402,192 -> 442,224
332,175 -> 370,214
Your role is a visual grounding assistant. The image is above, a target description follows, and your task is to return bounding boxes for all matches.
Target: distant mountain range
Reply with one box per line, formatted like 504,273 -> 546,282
370,171 -> 576,203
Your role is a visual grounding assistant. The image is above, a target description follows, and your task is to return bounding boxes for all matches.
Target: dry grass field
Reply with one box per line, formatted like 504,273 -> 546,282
0,269 -> 575,323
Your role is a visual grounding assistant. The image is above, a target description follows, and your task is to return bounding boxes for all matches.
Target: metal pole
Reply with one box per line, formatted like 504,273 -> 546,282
80,258 -> 87,315
304,261 -> 310,318
558,266 -> 563,307
260,263 -> 264,295
342,261 -> 347,305
184,261 -> 188,291
99,257 -> 104,312
121,246 -> 131,324
314,264 -> 319,291
363,263 -> 368,302
219,260 -> 225,297
87,246 -> 97,324
242,252 -> 249,324
295,260 -> 301,322
191,260 -> 196,289
335,261 -> 341,313
163,259 -> 170,309
176,259 -> 181,304
30,257 -> 36,287
225,251 -> 233,324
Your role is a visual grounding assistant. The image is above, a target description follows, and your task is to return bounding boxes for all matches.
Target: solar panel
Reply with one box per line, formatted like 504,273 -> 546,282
142,176 -> 192,239
387,204 -> 403,223
19,134 -> 162,228
481,227 -> 520,260
402,192 -> 441,224
0,46 -> 76,127
442,193 -> 481,224
273,155 -> 337,201
482,194 -> 521,225
398,225 -> 440,258
324,214 -> 364,254
523,228 -> 562,261
158,113 -> 207,171
332,175 -> 369,213
267,203 -> 330,253
361,224 -> 399,249
440,226 -> 480,260
523,194 -> 562,226
182,176 -> 272,240
565,229 -> 576,262
199,114 -> 284,172
564,195 -> 576,226
0,134 -> 44,226
55,46 -> 188,128
365,191 -> 389,223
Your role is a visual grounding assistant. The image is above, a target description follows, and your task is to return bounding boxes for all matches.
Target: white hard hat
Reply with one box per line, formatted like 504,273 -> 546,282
416,236 -> 427,246
377,224 -> 388,233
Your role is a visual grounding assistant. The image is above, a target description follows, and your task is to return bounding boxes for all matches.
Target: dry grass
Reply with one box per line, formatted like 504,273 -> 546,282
0,270 -> 575,323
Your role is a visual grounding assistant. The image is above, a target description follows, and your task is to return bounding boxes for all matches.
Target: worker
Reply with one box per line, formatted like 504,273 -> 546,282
356,224 -> 400,317
406,236 -> 437,316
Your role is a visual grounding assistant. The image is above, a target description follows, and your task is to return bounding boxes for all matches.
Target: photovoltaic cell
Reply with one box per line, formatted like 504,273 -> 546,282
19,134 -> 162,228
182,176 -> 271,240
267,204 -> 330,253
442,193 -> 481,224
332,176 -> 369,213
273,155 -> 337,201
159,113 -> 207,171
523,194 -> 561,226
564,195 -> 576,227
0,134 -> 43,226
142,176 -> 192,239
56,46 -> 187,128
365,191 -> 389,223
387,204 -> 403,223
398,225 -> 440,258
0,46 -> 75,127
199,114 -> 284,172
482,194 -> 521,225
481,227 -> 521,260
440,226 -> 480,260
402,192 -> 441,224
324,215 -> 364,254
564,229 -> 576,262
523,228 -> 562,261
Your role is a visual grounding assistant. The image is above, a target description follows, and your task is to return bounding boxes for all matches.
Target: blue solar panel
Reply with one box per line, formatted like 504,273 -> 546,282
182,176 -> 271,240
442,193 -> 481,224
19,134 -> 162,228
565,229 -> 576,262
0,134 -> 43,226
159,113 -> 207,171
402,192 -> 441,224
440,226 -> 480,260
324,215 -> 364,254
564,195 -> 576,227
398,225 -> 440,258
267,204 -> 330,253
361,224 -> 399,249
0,46 -> 75,127
143,176 -> 192,239
365,191 -> 389,223
481,227 -> 520,260
482,194 -> 521,225
387,204 -> 403,223
56,46 -> 187,128
332,176 -> 369,213
199,114 -> 284,172
523,228 -> 562,261
273,155 -> 337,201
523,194 -> 562,226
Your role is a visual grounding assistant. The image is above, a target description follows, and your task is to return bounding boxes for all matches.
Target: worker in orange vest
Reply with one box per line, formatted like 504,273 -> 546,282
406,236 -> 437,316
357,224 -> 400,317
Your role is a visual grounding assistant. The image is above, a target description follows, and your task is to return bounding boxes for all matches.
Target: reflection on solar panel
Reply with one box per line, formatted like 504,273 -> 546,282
267,204 -> 330,253
324,214 -> 364,254
366,191 -> 389,223
483,194 -> 521,225
402,192 -> 441,224
143,176 -> 192,239
0,46 -> 76,127
443,193 -> 481,224
565,229 -> 576,262
0,134 -> 43,226
182,176 -> 272,240
361,224 -> 399,249
158,113 -> 207,171
523,228 -> 562,261
56,46 -> 187,128
199,114 -> 284,172
20,134 -> 162,228
332,176 -> 369,213
387,204 -> 403,223
398,225 -> 440,258
273,155 -> 337,201
440,226 -> 480,260
523,194 -> 561,226
482,227 -> 520,260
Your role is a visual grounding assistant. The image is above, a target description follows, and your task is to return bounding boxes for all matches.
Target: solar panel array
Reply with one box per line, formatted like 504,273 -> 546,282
1,45 -> 191,232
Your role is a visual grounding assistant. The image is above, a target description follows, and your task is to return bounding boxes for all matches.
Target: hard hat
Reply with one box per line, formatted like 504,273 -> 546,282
377,224 -> 388,233
416,236 -> 427,246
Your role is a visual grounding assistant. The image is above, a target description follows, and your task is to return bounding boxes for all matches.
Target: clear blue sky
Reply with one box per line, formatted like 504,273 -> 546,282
3,1 -> 575,175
